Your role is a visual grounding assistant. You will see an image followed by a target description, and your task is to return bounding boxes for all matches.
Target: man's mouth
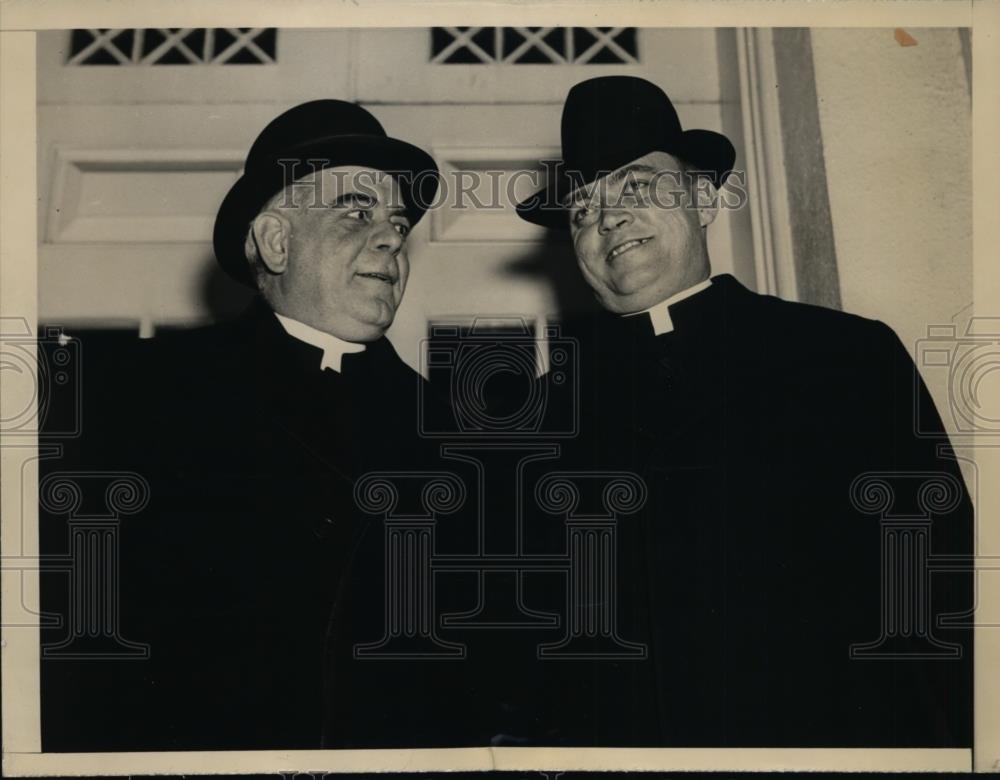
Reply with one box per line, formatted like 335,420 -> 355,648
606,237 -> 652,263
356,271 -> 397,285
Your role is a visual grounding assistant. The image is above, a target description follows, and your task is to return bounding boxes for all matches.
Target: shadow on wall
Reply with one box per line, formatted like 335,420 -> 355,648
500,237 -> 601,319
195,238 -> 602,326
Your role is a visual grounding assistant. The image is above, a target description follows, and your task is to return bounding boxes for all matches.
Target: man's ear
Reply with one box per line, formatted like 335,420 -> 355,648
693,177 -> 720,228
251,211 -> 290,275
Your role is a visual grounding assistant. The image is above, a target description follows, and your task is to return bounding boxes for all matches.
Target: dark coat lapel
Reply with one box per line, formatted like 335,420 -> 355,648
95,300 -> 430,751
577,275 -> 745,458
229,299 -> 422,483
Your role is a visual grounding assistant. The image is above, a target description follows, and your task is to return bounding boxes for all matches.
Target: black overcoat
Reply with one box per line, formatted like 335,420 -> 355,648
529,273 -> 973,747
40,300 -> 430,751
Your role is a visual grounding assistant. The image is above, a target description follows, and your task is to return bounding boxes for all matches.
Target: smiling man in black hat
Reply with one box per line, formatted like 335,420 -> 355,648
516,76 -> 973,748
41,101 -> 445,752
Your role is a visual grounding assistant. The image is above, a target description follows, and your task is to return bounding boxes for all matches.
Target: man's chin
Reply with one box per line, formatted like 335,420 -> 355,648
607,268 -> 659,295
356,304 -> 396,336
323,306 -> 393,342
601,284 -> 659,314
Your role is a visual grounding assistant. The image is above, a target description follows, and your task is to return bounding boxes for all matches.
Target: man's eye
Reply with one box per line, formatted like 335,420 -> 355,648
344,208 -> 370,221
393,222 -> 411,237
572,206 -> 596,226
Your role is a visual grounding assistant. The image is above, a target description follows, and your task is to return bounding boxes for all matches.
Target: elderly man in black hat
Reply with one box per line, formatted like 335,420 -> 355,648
515,77 -> 973,747
41,101 -> 442,752
213,100 -> 438,342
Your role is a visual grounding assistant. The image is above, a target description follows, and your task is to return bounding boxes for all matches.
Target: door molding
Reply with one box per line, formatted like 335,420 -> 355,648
736,28 -> 842,308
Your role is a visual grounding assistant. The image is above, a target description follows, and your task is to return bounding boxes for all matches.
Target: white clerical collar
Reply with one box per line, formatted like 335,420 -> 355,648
273,313 -> 367,372
623,277 -> 713,336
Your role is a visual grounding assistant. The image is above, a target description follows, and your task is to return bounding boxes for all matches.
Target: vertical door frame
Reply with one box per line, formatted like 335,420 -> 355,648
736,28 -> 798,300
735,27 -> 842,308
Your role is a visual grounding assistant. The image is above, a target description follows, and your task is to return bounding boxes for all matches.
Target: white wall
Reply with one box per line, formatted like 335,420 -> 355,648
810,28 -> 971,432
36,28 -> 746,373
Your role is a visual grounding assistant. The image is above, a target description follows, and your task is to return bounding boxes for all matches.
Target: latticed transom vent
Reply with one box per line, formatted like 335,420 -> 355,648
431,27 -> 639,64
68,29 -> 277,64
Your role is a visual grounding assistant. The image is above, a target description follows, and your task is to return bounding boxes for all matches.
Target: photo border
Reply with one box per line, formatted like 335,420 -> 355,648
2,0 -> 995,774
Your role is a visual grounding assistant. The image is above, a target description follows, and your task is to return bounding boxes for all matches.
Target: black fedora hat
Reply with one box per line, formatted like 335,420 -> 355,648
515,76 -> 736,229
214,100 -> 439,287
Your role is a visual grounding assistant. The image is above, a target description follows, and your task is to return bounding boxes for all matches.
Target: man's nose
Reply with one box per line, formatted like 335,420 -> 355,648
371,220 -> 404,253
598,208 -> 633,234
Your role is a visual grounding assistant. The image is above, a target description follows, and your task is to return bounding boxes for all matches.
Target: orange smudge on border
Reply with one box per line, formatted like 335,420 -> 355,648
894,28 -> 918,47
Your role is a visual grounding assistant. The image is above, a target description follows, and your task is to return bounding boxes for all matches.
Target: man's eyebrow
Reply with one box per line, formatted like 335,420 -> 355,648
566,164 -> 661,205
329,191 -> 377,208
605,164 -> 659,187
328,191 -> 408,216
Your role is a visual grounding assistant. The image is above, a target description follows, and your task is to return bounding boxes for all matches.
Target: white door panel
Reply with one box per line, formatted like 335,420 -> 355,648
355,28 -> 721,103
37,27 -> 754,371
37,29 -> 354,104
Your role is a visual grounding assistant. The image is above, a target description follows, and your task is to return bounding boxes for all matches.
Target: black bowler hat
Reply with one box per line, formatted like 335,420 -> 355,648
213,100 -> 439,287
515,76 -> 736,229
